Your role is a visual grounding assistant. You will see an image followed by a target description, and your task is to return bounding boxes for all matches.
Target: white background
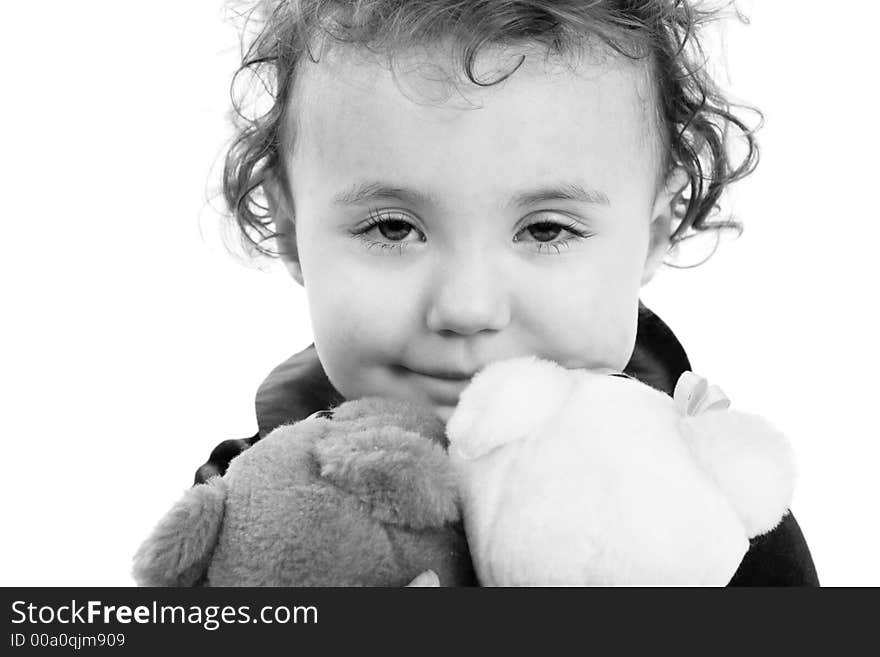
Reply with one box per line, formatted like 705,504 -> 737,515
2,2 -> 877,586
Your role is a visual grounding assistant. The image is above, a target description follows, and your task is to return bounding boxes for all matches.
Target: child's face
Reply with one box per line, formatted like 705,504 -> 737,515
273,45 -> 680,420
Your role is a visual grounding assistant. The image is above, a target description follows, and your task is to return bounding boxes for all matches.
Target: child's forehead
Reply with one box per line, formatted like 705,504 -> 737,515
283,41 -> 663,200
289,40 -> 658,146
300,39 -> 645,97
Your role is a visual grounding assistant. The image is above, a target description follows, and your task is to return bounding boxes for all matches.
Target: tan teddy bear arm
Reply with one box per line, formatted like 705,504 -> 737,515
132,477 -> 228,586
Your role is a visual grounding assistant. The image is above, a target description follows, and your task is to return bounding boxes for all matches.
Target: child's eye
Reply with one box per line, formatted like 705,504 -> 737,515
350,210 -> 592,256
514,214 -> 594,254
376,220 -> 411,240
351,210 -> 426,254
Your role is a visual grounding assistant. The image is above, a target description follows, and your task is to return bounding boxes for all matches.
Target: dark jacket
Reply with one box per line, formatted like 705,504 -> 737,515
194,303 -> 819,586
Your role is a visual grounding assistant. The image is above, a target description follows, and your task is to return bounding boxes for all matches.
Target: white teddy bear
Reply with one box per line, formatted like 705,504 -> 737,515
446,357 -> 796,586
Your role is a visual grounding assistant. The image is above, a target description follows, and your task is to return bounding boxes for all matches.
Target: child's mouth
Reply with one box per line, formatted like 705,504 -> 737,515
397,366 -> 474,405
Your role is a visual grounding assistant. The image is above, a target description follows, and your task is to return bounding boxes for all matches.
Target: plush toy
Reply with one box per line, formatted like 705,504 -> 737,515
134,398 -> 476,587
446,357 -> 796,586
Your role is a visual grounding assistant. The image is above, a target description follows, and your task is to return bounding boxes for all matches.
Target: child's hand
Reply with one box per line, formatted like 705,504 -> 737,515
406,570 -> 440,587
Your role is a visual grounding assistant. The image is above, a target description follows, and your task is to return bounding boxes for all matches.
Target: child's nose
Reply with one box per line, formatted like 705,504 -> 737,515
424,248 -> 511,336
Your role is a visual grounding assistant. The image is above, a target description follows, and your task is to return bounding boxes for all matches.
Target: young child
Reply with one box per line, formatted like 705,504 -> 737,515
197,0 -> 818,585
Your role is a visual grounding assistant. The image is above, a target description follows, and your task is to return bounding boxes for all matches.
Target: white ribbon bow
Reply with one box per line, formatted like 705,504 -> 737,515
673,372 -> 731,416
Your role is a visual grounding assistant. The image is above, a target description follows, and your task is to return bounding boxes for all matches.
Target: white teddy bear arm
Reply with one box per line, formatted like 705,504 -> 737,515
676,374 -> 797,539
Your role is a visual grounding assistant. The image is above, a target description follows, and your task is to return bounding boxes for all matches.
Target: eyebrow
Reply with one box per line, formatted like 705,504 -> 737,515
333,181 -> 610,208
508,183 -> 610,208
334,182 -> 441,207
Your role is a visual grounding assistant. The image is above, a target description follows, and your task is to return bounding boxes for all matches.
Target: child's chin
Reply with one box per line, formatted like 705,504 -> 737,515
432,404 -> 455,424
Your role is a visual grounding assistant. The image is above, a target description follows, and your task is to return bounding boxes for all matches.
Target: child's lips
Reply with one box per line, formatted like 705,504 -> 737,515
399,366 -> 473,404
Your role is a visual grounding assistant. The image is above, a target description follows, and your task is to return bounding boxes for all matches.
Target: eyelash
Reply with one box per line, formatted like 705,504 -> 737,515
351,209 -> 594,255
351,210 -> 425,255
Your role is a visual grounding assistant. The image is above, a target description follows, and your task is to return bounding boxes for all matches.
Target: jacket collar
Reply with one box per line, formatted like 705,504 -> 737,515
254,302 -> 691,437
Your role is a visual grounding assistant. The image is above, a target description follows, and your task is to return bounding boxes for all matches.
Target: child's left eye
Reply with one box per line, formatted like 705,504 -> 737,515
521,223 -> 566,242
514,215 -> 594,254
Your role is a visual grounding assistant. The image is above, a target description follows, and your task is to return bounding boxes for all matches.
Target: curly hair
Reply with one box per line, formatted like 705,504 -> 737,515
222,0 -> 760,258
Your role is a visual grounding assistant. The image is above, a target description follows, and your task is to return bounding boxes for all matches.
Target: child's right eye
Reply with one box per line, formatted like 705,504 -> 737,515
369,217 -> 420,242
350,210 -> 427,254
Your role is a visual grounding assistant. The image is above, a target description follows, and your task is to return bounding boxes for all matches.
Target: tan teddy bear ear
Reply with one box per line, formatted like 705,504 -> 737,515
132,477 -> 228,586
331,397 -> 447,445
315,426 -> 460,530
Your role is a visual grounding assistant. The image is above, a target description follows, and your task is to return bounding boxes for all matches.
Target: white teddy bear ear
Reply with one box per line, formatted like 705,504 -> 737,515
446,356 -> 577,460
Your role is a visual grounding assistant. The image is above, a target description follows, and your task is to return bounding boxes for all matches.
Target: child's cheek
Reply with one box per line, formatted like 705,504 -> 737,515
539,297 -> 639,371
519,252 -> 641,370
304,254 -> 421,359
